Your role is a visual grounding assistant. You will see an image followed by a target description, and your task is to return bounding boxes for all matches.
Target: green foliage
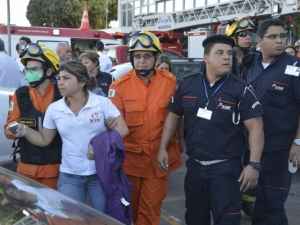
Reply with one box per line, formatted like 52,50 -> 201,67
26,0 -> 117,29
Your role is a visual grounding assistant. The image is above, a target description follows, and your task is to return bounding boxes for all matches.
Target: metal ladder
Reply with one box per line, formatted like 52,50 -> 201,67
132,0 -> 299,31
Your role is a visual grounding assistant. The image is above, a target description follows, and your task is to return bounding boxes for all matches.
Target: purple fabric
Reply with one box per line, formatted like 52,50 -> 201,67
90,130 -> 131,225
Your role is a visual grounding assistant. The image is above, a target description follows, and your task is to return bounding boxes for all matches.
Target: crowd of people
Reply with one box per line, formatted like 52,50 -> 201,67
0,17 -> 299,225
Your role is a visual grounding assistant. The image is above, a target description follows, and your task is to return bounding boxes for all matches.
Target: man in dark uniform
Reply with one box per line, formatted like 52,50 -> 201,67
242,18 -> 300,225
158,35 -> 264,225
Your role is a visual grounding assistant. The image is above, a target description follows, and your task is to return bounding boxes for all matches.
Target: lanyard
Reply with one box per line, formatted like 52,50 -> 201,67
202,76 -> 227,109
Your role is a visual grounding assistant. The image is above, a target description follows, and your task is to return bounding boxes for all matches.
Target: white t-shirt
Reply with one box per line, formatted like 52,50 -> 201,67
98,51 -> 113,73
43,92 -> 120,175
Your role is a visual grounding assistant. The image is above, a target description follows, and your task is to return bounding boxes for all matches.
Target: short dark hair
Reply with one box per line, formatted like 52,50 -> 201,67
19,36 -> 31,44
257,18 -> 285,38
96,40 -> 104,51
203,35 -> 235,55
0,38 -> 4,51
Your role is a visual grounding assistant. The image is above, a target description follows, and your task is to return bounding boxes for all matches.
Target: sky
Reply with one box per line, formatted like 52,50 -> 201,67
0,0 -> 30,26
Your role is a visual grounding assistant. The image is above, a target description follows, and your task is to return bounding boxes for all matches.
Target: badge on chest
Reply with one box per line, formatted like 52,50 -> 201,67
285,65 -> 300,77
197,107 -> 213,120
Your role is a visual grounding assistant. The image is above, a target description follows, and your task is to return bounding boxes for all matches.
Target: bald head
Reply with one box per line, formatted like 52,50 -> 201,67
56,42 -> 73,63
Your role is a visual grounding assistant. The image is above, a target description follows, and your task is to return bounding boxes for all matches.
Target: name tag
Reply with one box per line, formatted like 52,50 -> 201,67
285,65 -> 300,77
197,107 -> 212,120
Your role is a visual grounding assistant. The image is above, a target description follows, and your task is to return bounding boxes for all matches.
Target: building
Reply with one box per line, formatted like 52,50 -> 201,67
118,0 -> 300,32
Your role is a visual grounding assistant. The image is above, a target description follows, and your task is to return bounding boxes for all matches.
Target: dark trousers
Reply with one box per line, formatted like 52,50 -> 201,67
252,151 -> 291,225
185,159 -> 242,225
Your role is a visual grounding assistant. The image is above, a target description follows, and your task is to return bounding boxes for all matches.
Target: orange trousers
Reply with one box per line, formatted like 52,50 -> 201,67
128,175 -> 168,225
17,162 -> 59,189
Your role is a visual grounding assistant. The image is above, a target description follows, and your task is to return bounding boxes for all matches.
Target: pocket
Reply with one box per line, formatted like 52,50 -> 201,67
124,100 -> 145,127
265,81 -> 289,107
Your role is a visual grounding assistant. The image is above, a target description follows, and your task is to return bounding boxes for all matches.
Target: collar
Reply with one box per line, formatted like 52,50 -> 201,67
57,91 -> 99,113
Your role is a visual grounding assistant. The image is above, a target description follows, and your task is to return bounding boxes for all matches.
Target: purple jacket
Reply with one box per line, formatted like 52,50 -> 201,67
89,130 -> 131,225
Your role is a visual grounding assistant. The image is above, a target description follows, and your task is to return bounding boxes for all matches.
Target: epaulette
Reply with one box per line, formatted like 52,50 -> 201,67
111,73 -> 131,87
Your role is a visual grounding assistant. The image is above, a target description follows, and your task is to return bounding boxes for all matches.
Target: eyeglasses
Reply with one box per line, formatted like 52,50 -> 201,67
264,33 -> 288,40
237,30 -> 252,38
132,53 -> 154,60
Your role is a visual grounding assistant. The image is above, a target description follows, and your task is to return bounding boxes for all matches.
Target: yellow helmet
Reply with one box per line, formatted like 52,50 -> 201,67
21,44 -> 60,73
225,18 -> 255,37
128,31 -> 162,53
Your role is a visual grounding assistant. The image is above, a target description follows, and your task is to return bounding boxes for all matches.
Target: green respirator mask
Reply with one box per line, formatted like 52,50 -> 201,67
24,70 -> 45,87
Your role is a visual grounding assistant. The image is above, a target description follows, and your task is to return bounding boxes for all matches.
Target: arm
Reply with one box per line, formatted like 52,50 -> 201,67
4,94 -> 21,139
157,112 -> 181,170
239,117 -> 264,191
289,117 -> 300,163
17,125 -> 57,147
109,115 -> 129,137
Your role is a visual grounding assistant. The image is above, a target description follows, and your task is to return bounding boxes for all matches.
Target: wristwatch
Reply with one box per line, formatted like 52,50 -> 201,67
248,161 -> 261,172
294,138 -> 300,146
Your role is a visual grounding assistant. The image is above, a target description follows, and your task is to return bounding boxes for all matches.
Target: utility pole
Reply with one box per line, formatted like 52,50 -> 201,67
105,0 -> 108,28
7,0 -> 12,56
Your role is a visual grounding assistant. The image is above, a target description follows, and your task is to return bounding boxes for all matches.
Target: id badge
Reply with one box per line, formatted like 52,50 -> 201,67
197,107 -> 212,120
284,65 -> 300,77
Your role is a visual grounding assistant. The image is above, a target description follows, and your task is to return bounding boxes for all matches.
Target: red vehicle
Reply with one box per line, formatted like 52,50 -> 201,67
0,24 -> 121,58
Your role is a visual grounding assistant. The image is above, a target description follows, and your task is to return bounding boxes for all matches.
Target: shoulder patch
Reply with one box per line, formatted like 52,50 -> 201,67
108,89 -> 116,98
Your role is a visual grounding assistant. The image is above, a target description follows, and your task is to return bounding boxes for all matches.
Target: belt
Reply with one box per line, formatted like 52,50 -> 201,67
194,159 -> 227,166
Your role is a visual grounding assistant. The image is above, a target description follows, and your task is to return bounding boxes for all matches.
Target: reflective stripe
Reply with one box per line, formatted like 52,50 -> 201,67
194,159 -> 227,166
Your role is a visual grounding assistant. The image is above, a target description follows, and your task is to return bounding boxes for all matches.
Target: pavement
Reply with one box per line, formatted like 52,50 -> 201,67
160,163 -> 300,225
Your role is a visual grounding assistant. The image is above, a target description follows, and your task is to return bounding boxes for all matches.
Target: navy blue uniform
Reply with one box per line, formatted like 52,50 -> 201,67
91,71 -> 113,96
170,67 -> 263,225
243,52 -> 300,225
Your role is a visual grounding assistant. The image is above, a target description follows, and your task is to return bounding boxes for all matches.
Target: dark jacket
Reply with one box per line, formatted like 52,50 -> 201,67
89,130 -> 131,225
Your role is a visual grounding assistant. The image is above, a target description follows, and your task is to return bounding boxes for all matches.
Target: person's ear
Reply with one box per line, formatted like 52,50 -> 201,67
45,68 -> 53,77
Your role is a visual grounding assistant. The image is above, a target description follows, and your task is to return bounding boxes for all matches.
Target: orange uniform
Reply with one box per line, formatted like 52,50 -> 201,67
110,69 -> 181,225
4,83 -> 60,189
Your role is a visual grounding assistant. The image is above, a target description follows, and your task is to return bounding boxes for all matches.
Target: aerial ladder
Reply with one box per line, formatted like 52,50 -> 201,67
132,0 -> 299,31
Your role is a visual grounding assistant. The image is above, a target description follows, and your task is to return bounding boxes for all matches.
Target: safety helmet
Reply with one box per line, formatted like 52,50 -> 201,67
225,18 -> 255,37
21,44 -> 60,74
128,31 -> 162,53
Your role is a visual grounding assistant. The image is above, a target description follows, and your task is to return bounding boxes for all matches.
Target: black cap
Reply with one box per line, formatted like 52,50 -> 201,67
202,35 -> 235,48
96,40 -> 104,51
0,38 -> 4,51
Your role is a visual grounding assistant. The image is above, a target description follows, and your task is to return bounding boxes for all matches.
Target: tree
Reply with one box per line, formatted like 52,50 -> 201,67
26,0 -> 117,29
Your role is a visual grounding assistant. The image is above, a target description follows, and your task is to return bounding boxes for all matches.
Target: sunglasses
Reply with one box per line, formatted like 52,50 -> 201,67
237,31 -> 252,38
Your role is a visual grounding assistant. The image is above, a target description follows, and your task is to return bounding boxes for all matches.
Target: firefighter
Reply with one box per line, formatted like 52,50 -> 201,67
158,35 -> 264,225
225,18 -> 256,76
109,31 -> 182,225
242,18 -> 300,225
4,44 -> 61,189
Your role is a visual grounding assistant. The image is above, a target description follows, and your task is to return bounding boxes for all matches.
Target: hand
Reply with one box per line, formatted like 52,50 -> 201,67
105,117 -> 118,130
15,123 -> 26,138
238,165 -> 259,192
157,148 -> 169,171
289,144 -> 300,166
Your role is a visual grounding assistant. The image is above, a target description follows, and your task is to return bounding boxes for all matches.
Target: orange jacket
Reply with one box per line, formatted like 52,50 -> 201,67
110,69 -> 181,178
4,83 -> 60,188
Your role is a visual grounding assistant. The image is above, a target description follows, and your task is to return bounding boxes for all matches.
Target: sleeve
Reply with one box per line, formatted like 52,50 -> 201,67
292,70 -> 300,108
168,81 -> 184,116
108,82 -> 125,115
43,104 -> 57,129
103,98 -> 121,119
4,93 -> 21,139
239,84 -> 263,121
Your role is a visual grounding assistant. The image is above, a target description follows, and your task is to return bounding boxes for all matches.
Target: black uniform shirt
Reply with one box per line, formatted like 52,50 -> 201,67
169,70 -> 263,161
243,52 -> 300,151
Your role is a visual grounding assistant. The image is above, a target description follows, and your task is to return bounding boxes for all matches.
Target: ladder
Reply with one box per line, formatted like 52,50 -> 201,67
132,0 -> 299,31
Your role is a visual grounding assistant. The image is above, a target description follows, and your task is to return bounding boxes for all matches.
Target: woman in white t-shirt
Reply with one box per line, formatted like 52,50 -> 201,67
15,61 -> 128,212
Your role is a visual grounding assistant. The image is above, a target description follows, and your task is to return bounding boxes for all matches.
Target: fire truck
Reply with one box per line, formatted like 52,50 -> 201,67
0,24 -> 122,59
